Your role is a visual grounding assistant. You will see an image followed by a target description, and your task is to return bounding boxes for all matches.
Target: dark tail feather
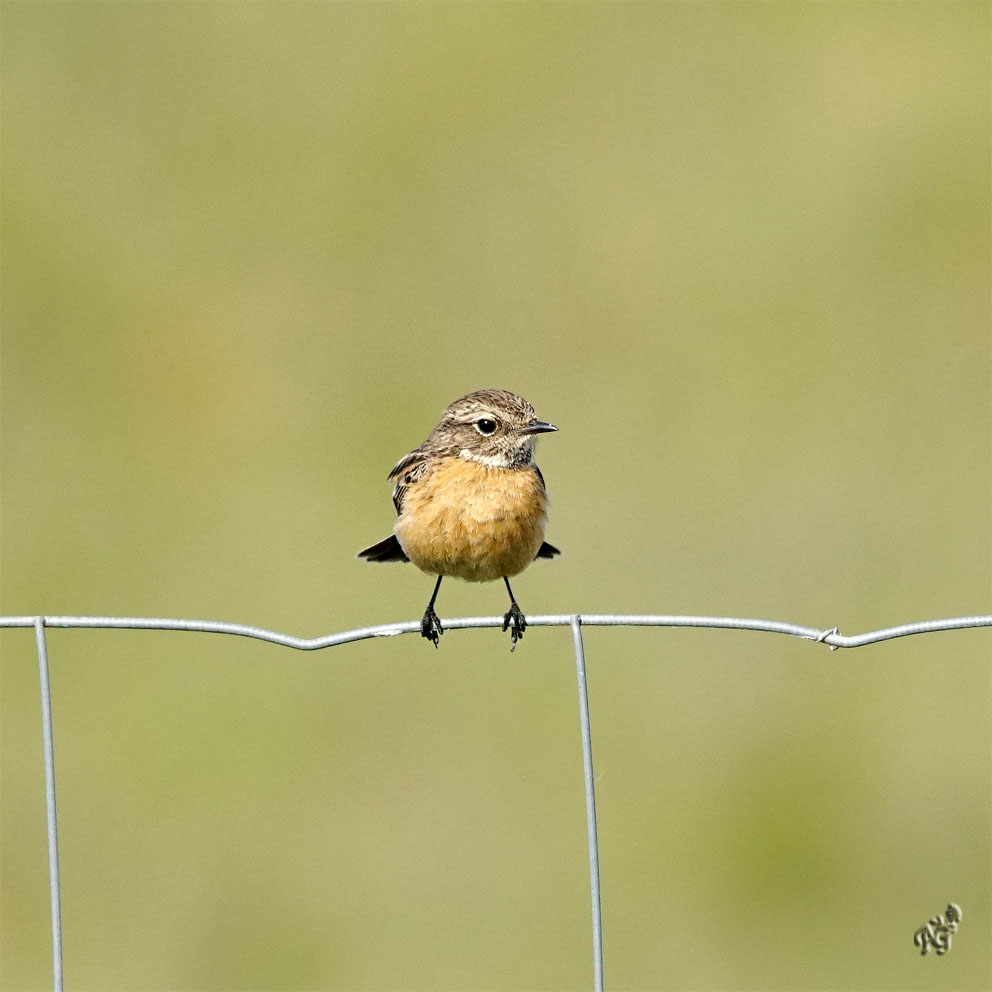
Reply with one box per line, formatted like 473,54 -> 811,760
357,534 -> 410,563
535,541 -> 560,559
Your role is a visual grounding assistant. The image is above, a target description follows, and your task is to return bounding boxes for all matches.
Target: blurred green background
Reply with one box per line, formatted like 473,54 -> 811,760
2,3 -> 989,990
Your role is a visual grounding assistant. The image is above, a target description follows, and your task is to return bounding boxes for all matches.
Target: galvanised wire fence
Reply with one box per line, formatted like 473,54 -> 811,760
4,610 -> 991,992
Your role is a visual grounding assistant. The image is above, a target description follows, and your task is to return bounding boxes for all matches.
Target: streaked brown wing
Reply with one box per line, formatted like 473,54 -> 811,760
388,450 -> 429,516
531,465 -> 559,557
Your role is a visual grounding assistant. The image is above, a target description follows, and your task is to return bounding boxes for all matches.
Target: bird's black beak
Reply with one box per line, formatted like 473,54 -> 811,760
518,419 -> 558,435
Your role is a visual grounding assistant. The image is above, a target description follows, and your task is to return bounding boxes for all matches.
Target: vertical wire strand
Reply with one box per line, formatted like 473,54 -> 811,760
34,618 -> 63,992
570,615 -> 603,991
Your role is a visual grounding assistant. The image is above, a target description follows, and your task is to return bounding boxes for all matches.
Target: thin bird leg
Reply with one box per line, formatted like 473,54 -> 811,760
501,576 -> 527,651
421,575 -> 444,647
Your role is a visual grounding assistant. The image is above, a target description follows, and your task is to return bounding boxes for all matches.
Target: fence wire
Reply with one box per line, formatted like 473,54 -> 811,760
4,610 -> 991,992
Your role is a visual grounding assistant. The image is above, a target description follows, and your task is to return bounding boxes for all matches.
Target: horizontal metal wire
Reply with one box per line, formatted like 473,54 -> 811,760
2,612 -> 990,648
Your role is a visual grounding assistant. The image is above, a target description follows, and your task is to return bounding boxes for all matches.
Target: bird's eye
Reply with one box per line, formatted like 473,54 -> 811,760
474,418 -> 498,436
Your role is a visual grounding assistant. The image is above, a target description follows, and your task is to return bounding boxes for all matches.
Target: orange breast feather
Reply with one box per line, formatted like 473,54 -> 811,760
394,457 -> 549,582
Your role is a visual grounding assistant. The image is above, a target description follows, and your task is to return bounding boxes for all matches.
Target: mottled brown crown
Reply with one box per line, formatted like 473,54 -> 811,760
436,390 -> 537,432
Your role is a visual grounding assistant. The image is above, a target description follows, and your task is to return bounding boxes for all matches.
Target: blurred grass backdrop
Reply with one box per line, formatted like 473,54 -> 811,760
1,3 -> 989,990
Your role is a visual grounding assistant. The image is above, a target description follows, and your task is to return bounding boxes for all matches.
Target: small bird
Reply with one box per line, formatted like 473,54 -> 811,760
358,389 -> 559,649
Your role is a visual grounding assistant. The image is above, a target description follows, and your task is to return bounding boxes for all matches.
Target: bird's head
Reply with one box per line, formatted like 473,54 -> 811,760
428,389 -> 557,468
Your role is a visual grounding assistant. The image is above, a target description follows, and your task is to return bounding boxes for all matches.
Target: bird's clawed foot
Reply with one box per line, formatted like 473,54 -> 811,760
502,602 -> 527,651
421,605 -> 443,647
420,576 -> 444,648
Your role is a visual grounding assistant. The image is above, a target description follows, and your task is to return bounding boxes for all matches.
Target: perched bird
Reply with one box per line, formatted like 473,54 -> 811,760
358,389 -> 559,649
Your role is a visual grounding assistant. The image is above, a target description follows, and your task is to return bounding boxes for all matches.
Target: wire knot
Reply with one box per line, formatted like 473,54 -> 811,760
814,626 -> 841,650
